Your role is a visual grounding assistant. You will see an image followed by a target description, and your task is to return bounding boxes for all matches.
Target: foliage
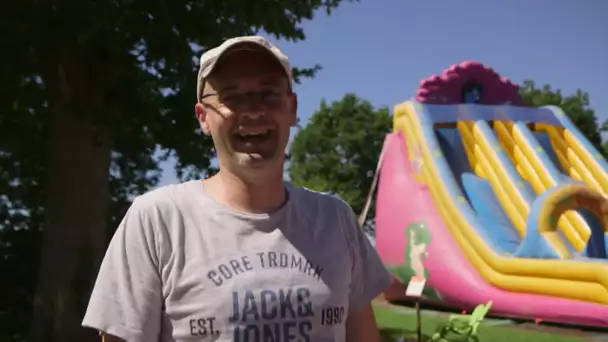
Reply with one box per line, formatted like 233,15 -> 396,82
288,83 -> 605,233
0,0 -> 355,340
288,94 -> 392,226
519,80 -> 607,156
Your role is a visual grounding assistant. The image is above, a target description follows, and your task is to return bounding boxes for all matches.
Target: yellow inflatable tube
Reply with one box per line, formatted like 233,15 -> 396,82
537,123 -> 608,195
458,121 -> 527,237
393,101 -> 608,304
458,120 -> 571,256
494,121 -> 584,249
510,122 -> 590,247
494,121 -> 589,250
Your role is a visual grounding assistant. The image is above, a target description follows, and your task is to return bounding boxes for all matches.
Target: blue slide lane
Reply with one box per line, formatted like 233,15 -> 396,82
514,121 -> 606,259
418,101 -> 607,260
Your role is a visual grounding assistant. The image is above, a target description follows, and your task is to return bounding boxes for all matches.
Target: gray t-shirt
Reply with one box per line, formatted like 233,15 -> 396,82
82,181 -> 392,342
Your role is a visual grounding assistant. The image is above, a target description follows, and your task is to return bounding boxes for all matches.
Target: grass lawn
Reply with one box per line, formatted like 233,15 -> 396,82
374,305 -> 590,342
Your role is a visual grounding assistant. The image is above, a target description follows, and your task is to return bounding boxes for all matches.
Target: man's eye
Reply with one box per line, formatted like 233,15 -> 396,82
261,90 -> 281,100
223,94 -> 244,105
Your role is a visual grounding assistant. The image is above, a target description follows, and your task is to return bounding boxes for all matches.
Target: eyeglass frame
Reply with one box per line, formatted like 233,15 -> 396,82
199,88 -> 291,112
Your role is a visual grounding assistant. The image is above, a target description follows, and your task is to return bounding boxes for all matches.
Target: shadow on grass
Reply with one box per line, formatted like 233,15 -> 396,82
380,327 -> 432,342
390,299 -> 608,335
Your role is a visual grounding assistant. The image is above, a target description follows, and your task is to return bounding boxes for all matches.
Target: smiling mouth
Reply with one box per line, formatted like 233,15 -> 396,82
234,130 -> 272,145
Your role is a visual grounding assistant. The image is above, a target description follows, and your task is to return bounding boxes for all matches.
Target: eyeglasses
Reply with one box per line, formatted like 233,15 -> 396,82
201,89 -> 287,111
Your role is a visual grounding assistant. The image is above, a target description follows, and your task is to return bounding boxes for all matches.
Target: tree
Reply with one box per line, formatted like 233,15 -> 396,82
0,1 -> 354,341
288,94 -> 392,228
519,80 -> 607,156
287,84 -> 605,233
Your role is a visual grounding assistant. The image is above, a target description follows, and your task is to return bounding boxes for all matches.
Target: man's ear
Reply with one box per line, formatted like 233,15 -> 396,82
288,92 -> 298,127
195,103 -> 211,135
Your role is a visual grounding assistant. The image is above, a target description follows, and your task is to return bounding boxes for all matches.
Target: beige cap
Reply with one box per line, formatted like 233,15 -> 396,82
196,35 -> 293,102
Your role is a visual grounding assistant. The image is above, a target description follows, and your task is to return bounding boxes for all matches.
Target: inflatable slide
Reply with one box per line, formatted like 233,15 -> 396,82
375,61 -> 608,327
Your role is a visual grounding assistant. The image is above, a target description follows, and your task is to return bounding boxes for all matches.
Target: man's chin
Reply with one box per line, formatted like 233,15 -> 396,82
234,151 -> 277,167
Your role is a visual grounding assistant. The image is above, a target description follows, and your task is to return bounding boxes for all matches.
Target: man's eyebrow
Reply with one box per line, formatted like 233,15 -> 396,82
259,78 -> 285,87
218,85 -> 238,93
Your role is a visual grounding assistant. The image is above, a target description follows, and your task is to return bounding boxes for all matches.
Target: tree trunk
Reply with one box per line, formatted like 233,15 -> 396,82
29,61 -> 112,341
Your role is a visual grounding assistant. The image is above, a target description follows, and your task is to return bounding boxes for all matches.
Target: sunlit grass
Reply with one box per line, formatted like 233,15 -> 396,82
374,305 -> 588,342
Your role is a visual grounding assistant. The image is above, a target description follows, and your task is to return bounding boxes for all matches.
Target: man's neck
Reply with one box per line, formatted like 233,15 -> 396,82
203,169 -> 286,214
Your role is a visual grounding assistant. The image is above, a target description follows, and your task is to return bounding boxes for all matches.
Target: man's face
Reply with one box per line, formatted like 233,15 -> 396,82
196,47 -> 297,175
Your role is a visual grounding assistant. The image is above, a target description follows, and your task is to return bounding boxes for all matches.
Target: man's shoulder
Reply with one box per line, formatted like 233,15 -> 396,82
288,185 -> 362,248
288,184 -> 352,213
130,181 -> 199,213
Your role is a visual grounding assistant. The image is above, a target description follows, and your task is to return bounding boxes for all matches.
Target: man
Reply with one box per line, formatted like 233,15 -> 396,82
83,35 -> 393,342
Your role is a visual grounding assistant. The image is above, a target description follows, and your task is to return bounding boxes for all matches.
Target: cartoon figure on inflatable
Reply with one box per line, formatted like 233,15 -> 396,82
387,222 -> 441,300
376,60 -> 608,327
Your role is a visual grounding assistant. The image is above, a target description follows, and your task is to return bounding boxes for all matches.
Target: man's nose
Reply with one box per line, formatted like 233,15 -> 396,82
245,94 -> 267,112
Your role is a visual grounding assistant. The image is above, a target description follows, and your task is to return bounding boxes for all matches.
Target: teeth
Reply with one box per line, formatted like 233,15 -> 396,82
239,131 -> 268,137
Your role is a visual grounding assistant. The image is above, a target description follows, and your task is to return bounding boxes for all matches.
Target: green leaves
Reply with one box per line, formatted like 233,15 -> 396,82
289,84 -> 606,233
519,80 -> 605,156
0,0 -> 356,339
289,94 -> 392,221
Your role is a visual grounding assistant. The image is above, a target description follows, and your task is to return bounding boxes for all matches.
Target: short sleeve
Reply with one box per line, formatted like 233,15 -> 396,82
82,197 -> 163,342
340,203 -> 393,313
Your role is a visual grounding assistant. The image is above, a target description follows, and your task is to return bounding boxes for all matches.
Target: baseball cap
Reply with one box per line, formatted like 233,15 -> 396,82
196,35 -> 293,102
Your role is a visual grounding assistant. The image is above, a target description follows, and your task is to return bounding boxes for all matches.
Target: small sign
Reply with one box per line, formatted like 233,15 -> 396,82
405,276 -> 427,297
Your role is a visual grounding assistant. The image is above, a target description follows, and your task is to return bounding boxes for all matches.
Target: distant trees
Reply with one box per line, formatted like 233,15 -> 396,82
289,94 -> 392,229
288,84 -> 607,229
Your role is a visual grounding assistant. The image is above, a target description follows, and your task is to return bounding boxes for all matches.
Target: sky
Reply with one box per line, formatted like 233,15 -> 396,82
159,0 -> 608,186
